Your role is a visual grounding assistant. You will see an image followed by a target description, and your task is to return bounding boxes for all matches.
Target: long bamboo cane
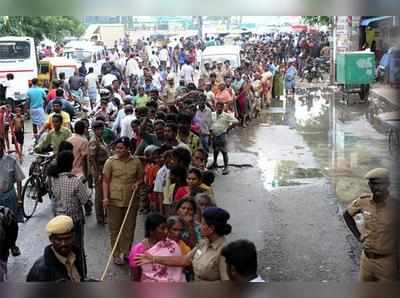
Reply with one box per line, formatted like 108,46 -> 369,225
100,184 -> 138,281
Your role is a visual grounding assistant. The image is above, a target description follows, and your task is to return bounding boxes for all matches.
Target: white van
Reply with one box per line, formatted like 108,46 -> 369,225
200,45 -> 241,72
64,45 -> 106,75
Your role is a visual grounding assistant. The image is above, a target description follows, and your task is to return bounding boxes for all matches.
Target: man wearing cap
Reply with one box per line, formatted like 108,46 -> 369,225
27,215 -> 84,282
343,168 -> 399,282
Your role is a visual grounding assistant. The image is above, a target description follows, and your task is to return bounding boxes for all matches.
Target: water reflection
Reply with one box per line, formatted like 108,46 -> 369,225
250,87 -> 396,203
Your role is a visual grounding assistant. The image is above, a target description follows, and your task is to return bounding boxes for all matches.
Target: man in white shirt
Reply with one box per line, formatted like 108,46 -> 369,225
149,51 -> 160,69
159,45 -> 169,70
221,239 -> 266,283
119,105 -> 136,139
101,72 -> 118,88
125,54 -> 140,78
0,73 -> 19,110
209,102 -> 239,175
84,67 -> 99,107
180,60 -> 194,85
194,98 -> 212,152
150,66 -> 162,91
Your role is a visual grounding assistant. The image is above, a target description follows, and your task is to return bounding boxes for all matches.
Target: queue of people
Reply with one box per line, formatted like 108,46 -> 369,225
0,31 -> 397,284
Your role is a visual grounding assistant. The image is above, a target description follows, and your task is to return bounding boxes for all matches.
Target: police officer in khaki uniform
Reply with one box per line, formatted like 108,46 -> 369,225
88,121 -> 109,224
102,137 -> 144,265
343,168 -> 399,281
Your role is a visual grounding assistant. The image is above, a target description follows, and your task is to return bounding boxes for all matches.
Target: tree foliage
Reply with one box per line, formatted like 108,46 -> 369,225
0,16 -> 84,44
301,16 -> 332,27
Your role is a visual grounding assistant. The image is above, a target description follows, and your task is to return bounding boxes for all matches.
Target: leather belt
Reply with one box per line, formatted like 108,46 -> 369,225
364,251 -> 391,259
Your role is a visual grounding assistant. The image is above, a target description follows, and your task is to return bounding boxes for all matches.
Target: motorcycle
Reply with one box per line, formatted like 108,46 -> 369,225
304,60 -> 323,83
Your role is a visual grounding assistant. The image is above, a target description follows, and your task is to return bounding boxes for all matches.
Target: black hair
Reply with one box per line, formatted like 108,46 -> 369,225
144,213 -> 166,238
52,99 -> 62,107
58,141 -> 73,152
49,150 -> 74,178
74,120 -> 86,135
188,167 -> 202,180
159,144 -> 173,155
31,78 -> 38,85
221,240 -> 258,277
202,170 -> 215,186
51,114 -> 63,123
193,148 -> 207,160
172,147 -> 192,168
177,112 -> 192,125
154,119 -> 166,127
166,216 -> 185,229
113,136 -> 131,149
92,120 -> 105,130
130,119 -> 140,128
55,88 -> 64,97
203,208 -> 232,236
165,122 -> 178,133
155,112 -> 166,121
175,197 -> 197,214
169,165 -> 188,184
6,73 -> 14,80
165,113 -> 177,123
135,106 -> 149,117
88,67 -> 94,72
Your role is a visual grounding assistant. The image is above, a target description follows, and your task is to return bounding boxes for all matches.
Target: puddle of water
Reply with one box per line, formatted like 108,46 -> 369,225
239,88 -> 397,203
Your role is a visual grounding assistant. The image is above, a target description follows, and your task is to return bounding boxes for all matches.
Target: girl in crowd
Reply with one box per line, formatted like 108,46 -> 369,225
174,168 -> 214,202
175,198 -> 201,249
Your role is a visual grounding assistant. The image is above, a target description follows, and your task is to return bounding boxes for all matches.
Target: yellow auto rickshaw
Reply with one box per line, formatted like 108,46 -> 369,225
37,57 -> 78,89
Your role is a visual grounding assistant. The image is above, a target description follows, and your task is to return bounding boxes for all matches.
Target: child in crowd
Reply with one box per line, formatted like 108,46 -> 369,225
11,106 -> 25,162
143,146 -> 161,213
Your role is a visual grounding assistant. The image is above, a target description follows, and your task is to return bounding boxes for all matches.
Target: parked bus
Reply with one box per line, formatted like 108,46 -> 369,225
0,36 -> 38,96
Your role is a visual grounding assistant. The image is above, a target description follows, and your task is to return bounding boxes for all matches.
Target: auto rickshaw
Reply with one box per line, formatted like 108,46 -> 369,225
37,57 -> 78,89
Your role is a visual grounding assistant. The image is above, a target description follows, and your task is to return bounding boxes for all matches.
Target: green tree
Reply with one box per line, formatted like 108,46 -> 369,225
301,16 -> 332,27
0,16 -> 84,44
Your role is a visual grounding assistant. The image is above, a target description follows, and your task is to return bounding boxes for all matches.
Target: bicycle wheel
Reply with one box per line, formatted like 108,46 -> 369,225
22,175 -> 41,219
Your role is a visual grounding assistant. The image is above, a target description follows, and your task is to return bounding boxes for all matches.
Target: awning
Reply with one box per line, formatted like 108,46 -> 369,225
361,16 -> 393,26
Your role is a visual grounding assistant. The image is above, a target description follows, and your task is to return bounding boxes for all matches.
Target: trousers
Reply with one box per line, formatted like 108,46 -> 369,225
107,200 -> 139,257
360,251 -> 397,281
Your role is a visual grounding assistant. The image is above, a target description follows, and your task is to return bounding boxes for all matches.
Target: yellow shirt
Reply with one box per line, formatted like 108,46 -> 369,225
46,111 -> 71,130
103,155 -> 144,207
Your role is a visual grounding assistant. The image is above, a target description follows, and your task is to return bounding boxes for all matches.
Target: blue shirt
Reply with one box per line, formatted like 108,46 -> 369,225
27,86 -> 46,109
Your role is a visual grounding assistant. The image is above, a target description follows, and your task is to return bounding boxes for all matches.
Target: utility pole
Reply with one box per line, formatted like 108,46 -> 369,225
198,16 -> 203,39
330,16 -> 336,85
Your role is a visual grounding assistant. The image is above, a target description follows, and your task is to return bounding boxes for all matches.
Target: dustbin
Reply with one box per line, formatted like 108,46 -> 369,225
336,51 -> 376,101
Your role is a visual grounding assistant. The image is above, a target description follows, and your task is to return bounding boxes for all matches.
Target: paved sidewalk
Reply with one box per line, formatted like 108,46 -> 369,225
370,84 -> 399,108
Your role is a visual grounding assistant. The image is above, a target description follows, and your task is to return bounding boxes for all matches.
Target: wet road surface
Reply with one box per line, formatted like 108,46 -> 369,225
7,85 -> 398,281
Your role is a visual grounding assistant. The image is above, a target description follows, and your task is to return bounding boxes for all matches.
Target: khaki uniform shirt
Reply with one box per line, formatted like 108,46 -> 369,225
347,194 -> 396,255
103,155 -> 144,207
192,236 -> 229,281
163,84 -> 177,105
88,136 -> 109,174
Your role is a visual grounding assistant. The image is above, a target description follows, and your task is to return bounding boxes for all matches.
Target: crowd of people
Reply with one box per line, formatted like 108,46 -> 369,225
0,31 -> 343,283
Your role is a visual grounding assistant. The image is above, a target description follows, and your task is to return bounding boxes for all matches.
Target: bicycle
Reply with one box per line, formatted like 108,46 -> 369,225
22,152 -> 54,219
